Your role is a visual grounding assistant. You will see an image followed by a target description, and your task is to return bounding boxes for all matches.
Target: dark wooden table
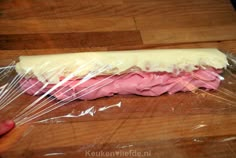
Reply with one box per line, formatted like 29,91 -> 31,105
0,0 -> 236,157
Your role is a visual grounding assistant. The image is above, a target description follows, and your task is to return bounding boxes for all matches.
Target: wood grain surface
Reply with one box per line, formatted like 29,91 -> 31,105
0,0 -> 236,158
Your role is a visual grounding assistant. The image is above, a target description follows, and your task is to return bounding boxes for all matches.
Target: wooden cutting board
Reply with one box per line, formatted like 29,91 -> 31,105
0,0 -> 236,157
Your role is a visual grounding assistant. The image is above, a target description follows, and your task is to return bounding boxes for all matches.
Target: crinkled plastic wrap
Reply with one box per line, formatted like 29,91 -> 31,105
0,49 -> 236,158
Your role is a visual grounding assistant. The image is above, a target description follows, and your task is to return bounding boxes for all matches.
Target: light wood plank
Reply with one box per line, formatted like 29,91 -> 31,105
135,12 -> 236,30
140,26 -> 236,44
135,11 -> 236,44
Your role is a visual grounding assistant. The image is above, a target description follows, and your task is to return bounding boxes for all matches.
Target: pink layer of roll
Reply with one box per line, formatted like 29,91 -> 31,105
19,68 -> 222,101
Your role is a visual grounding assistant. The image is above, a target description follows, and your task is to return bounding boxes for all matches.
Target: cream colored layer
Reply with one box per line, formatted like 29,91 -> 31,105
15,48 -> 228,83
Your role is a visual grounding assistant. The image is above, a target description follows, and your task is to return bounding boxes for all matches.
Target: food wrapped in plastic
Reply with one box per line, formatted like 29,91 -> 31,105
0,48 -> 235,158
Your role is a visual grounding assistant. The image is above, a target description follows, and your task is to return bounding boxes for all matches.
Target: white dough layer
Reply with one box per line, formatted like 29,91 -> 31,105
15,48 -> 228,83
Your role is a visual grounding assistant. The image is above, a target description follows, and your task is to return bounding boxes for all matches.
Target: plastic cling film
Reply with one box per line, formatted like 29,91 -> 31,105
35,101 -> 122,124
0,49 -> 231,126
0,49 -> 235,158
0,58 -> 123,125
0,51 -> 235,124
